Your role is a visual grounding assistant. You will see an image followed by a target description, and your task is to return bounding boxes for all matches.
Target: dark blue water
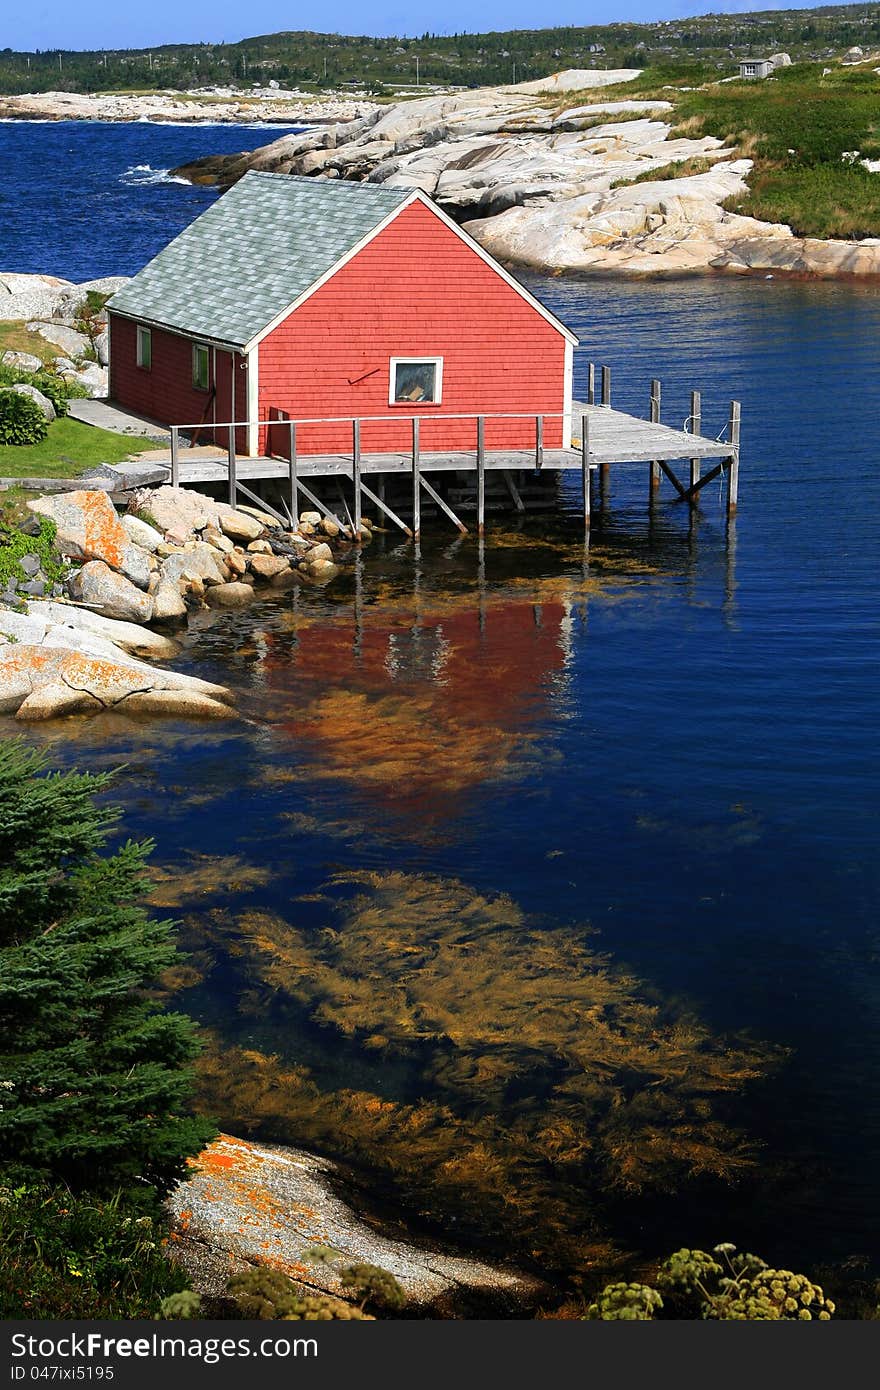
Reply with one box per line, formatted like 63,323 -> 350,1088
0,120 -> 304,280
2,122 -> 879,1291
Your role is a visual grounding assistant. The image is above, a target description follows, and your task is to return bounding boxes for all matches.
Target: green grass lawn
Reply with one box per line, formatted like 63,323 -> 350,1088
0,417 -> 163,479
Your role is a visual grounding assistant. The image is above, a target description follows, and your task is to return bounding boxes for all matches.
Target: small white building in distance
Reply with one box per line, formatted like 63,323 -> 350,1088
739,52 -> 792,79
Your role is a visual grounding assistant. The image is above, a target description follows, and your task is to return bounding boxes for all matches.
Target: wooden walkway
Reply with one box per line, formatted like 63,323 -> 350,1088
127,371 -> 742,537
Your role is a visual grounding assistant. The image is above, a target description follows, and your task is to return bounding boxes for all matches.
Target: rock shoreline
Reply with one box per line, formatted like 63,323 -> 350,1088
168,1133 -> 544,1317
169,69 -> 880,280
0,88 -> 378,126
0,484 -> 364,721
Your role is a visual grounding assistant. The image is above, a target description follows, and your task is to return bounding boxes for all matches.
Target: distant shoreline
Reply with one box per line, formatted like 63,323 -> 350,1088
0,89 -> 380,127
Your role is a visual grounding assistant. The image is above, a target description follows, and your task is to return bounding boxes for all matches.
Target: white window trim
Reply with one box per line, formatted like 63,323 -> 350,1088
389,356 -> 443,407
136,324 -> 151,370
192,342 -> 210,392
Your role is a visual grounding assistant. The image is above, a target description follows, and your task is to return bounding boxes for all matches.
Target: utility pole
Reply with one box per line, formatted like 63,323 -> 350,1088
416,55 -> 420,85
512,60 -> 516,83
58,52 -> 62,75
323,55 -> 327,80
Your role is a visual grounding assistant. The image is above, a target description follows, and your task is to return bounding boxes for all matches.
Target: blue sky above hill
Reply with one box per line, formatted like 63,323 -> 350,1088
7,1 -> 823,54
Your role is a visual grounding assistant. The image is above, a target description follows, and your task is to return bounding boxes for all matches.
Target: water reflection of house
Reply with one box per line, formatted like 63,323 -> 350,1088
256,589 -> 575,812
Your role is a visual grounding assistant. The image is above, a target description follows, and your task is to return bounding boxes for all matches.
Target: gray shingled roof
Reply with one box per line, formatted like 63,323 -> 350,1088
108,171 -> 413,350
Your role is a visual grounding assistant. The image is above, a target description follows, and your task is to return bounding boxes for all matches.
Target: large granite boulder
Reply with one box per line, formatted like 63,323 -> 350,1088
0,604 -> 233,721
26,320 -> 90,359
0,272 -> 80,322
68,560 -> 154,623
10,383 -> 55,423
168,1134 -> 542,1315
28,490 -> 151,589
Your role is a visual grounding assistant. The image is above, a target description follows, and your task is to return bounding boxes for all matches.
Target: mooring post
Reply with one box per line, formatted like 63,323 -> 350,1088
352,418 -> 362,538
477,416 -> 486,535
535,415 -> 544,471
689,390 -> 701,494
650,379 -> 661,495
227,424 -> 236,508
287,421 -> 298,525
727,401 -> 741,515
581,414 -> 591,528
170,426 -> 179,488
411,416 -> 421,540
601,365 -> 611,407
587,362 -> 595,406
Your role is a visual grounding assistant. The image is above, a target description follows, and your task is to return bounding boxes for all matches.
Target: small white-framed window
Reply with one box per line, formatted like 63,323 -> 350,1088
390,357 -> 443,406
192,342 -> 210,392
136,325 -> 151,370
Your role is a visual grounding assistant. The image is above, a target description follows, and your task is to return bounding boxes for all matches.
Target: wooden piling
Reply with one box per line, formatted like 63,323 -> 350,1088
601,365 -> 611,407
227,425 -> 236,508
287,421 -> 298,525
728,401 -> 741,515
170,426 -> 180,488
690,390 -> 701,493
352,419 -> 362,536
650,379 -> 661,494
581,414 -> 591,528
587,362 -> 595,406
411,417 -> 421,539
535,415 -> 544,471
477,416 -> 486,535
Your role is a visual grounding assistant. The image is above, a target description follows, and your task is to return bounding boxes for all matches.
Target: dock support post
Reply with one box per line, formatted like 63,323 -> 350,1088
587,363 -> 595,406
411,417 -> 420,540
690,390 -> 701,494
170,426 -> 179,488
727,401 -> 741,515
476,416 -> 486,535
227,425 -> 236,507
650,379 -> 661,494
535,415 -> 544,471
287,421 -> 298,526
581,414 -> 591,529
352,418 -> 362,538
599,366 -> 612,488
601,365 -> 611,407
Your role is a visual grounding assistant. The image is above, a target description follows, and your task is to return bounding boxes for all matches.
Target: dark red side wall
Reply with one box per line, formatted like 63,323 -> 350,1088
257,200 -> 568,456
108,315 -> 248,449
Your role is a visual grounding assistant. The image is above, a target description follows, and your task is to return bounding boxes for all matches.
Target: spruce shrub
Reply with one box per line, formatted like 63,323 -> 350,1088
0,741 -> 215,1194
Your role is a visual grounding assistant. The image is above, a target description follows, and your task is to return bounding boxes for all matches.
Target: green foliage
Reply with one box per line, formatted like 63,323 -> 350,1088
226,1268 -> 372,1320
586,1282 -> 663,1320
0,390 -> 48,447
0,514 -> 66,590
0,741 -> 215,1195
0,363 -> 86,418
587,1243 -> 836,1320
158,1289 -> 203,1319
0,1184 -> 188,1319
338,1262 -> 407,1312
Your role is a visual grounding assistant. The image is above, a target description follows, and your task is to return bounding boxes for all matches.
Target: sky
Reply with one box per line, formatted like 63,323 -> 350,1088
4,0 -> 828,54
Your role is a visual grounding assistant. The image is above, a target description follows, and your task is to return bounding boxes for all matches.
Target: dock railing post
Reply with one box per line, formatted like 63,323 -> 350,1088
288,420 -> 298,527
411,417 -> 420,540
728,401 -> 741,515
587,363 -> 595,406
690,390 -> 701,493
581,414 -> 591,528
534,415 -> 544,471
170,426 -> 179,488
650,379 -> 661,494
352,418 -> 362,538
227,424 -> 236,508
477,416 -> 486,535
601,365 -> 611,408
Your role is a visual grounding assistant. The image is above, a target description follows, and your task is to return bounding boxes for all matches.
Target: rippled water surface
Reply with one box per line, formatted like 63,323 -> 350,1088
2,122 -> 879,1288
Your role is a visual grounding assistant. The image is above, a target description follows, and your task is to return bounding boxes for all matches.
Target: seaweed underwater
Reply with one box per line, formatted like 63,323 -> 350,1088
165,869 -> 780,1283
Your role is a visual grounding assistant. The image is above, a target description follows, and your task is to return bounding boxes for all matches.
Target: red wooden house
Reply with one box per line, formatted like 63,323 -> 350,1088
108,171 -> 577,458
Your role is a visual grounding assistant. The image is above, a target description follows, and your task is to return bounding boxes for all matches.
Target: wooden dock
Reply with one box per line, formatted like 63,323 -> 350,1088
128,366 -> 741,538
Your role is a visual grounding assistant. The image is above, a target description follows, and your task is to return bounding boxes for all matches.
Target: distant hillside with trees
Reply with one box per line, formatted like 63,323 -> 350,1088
1,5 -> 879,96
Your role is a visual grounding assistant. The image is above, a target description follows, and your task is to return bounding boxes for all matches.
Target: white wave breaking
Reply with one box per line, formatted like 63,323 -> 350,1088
119,163 -> 191,187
